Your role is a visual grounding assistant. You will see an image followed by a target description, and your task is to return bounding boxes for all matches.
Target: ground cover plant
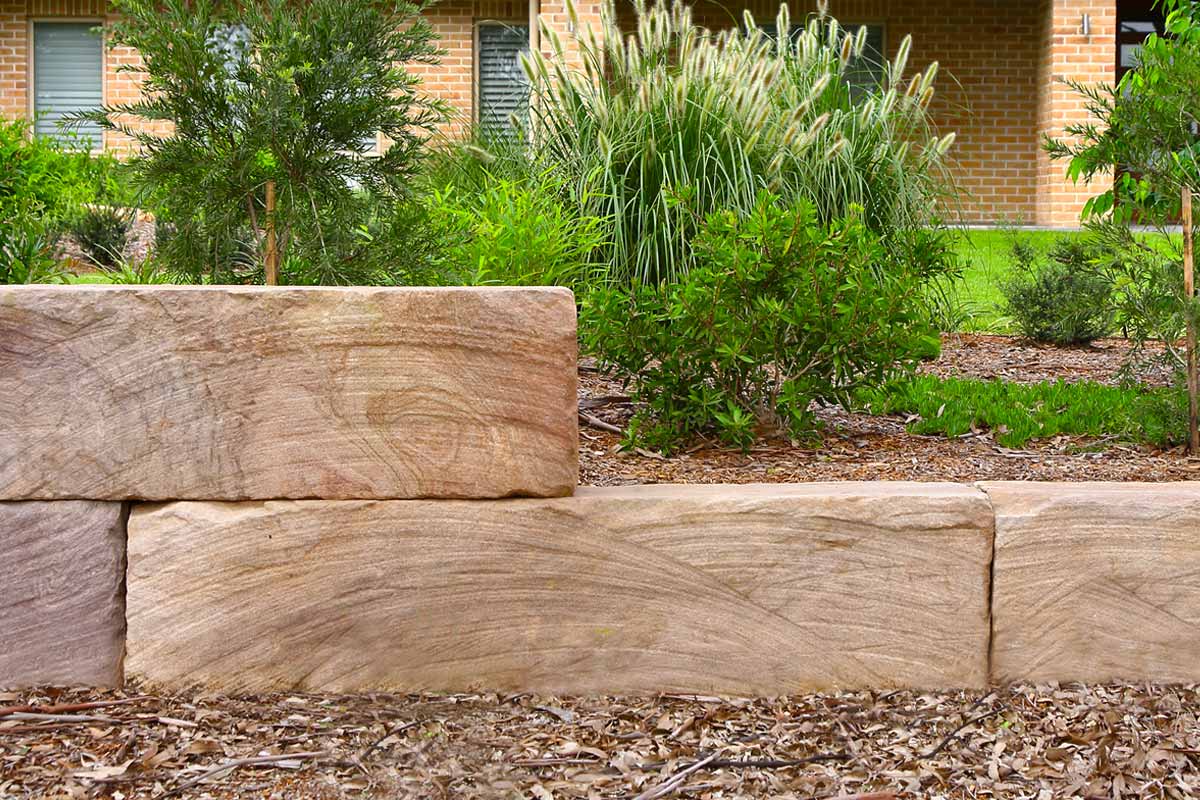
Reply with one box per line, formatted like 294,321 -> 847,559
857,374 -> 1183,449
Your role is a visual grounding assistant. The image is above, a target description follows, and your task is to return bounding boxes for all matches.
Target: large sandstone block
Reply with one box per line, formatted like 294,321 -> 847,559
126,483 -> 993,694
0,501 -> 125,688
986,481 -> 1200,684
0,285 -> 577,501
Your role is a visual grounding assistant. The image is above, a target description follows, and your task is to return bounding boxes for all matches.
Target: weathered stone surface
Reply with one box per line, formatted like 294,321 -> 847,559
986,481 -> 1200,684
1,501 -> 125,688
126,483 -> 993,694
0,285 -> 577,501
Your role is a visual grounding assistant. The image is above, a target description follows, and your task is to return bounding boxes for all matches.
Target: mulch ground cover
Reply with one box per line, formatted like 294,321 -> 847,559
5,683 -> 1200,799
579,334 -> 1200,485
7,334 -> 1200,799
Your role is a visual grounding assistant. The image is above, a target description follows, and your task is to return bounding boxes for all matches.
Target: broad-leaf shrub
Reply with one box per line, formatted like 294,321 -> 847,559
524,0 -> 953,284
581,197 -> 953,452
1001,236 -> 1114,345
0,118 -> 132,230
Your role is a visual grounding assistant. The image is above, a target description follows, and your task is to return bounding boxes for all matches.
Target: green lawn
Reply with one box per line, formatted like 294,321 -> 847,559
65,272 -> 114,284
948,228 -> 1074,334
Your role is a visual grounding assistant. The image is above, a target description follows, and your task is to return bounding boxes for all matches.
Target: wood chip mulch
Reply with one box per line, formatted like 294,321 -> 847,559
5,683 -> 1200,798
579,334 -> 1200,485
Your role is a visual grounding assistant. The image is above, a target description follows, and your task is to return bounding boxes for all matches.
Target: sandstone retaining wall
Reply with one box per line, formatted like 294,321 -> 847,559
3,287 -> 1199,693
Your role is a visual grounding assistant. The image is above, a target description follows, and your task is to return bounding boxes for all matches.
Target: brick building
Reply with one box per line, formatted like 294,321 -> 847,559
0,0 -> 1165,225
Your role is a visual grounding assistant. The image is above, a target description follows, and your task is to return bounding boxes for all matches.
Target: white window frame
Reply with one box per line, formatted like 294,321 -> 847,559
27,17 -> 107,153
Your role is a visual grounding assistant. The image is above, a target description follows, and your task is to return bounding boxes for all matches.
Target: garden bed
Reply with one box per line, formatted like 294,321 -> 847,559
5,682 -> 1200,799
580,333 -> 1198,485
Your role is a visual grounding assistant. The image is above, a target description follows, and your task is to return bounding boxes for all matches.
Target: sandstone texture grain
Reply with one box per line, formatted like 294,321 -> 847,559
0,285 -> 578,500
1,501 -> 126,688
126,483 -> 993,694
986,481 -> 1200,684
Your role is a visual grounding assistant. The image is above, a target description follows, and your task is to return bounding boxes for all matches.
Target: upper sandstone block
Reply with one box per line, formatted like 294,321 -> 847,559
986,481 -> 1200,684
0,286 -> 578,500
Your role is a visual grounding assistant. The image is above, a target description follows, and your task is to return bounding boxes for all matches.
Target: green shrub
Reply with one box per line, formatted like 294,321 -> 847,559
859,374 -> 1185,449
0,118 -> 133,230
1001,235 -> 1114,345
524,0 -> 953,284
581,196 -> 950,452
1086,220 -> 1188,374
70,206 -> 133,269
0,218 -> 64,284
429,177 -> 607,290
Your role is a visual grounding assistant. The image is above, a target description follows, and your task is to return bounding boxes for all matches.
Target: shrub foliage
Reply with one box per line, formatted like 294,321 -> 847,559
582,196 -> 953,452
1001,236 -> 1114,345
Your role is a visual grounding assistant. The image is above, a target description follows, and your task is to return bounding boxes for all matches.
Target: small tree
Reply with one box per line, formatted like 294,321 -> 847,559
72,0 -> 447,284
1045,0 -> 1200,448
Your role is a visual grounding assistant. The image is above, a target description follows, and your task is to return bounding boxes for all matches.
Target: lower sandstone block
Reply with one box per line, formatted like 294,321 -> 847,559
986,481 -> 1200,684
1,501 -> 126,688
126,483 -> 993,694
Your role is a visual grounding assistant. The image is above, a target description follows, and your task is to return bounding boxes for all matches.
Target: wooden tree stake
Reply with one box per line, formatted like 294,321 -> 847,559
1185,185 -> 1198,453
264,179 -> 279,286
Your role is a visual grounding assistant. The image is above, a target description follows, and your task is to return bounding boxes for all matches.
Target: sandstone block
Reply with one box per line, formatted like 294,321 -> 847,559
0,501 -> 125,688
986,481 -> 1200,684
126,483 -> 993,694
0,285 -> 577,501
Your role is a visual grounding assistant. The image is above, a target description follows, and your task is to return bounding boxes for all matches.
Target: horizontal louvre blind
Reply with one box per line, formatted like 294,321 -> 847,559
845,24 -> 886,93
478,23 -> 529,131
34,22 -> 104,148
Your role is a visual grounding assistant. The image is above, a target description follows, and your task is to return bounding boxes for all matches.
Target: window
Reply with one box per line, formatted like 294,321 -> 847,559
33,21 -> 104,147
843,24 -> 886,93
477,22 -> 530,132
759,21 -> 886,94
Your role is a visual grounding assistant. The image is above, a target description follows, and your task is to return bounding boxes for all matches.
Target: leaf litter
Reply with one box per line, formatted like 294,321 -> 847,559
5,683 -> 1200,798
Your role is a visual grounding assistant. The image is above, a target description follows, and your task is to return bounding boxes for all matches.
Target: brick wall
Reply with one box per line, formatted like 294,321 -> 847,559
674,0 -> 1046,224
1036,0 -> 1115,226
1,0 -> 1116,224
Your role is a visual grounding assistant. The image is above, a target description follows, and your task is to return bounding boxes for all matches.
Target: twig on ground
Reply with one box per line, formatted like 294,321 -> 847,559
637,753 -> 849,771
633,752 -> 721,800
922,704 -> 1005,758
0,696 -> 152,718
579,395 -> 632,409
4,711 -> 119,724
580,411 -> 624,435
355,719 -> 421,763
159,751 -> 330,798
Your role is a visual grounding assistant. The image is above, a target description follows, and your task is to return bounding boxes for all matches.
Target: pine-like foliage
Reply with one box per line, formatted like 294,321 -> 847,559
69,0 -> 448,283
